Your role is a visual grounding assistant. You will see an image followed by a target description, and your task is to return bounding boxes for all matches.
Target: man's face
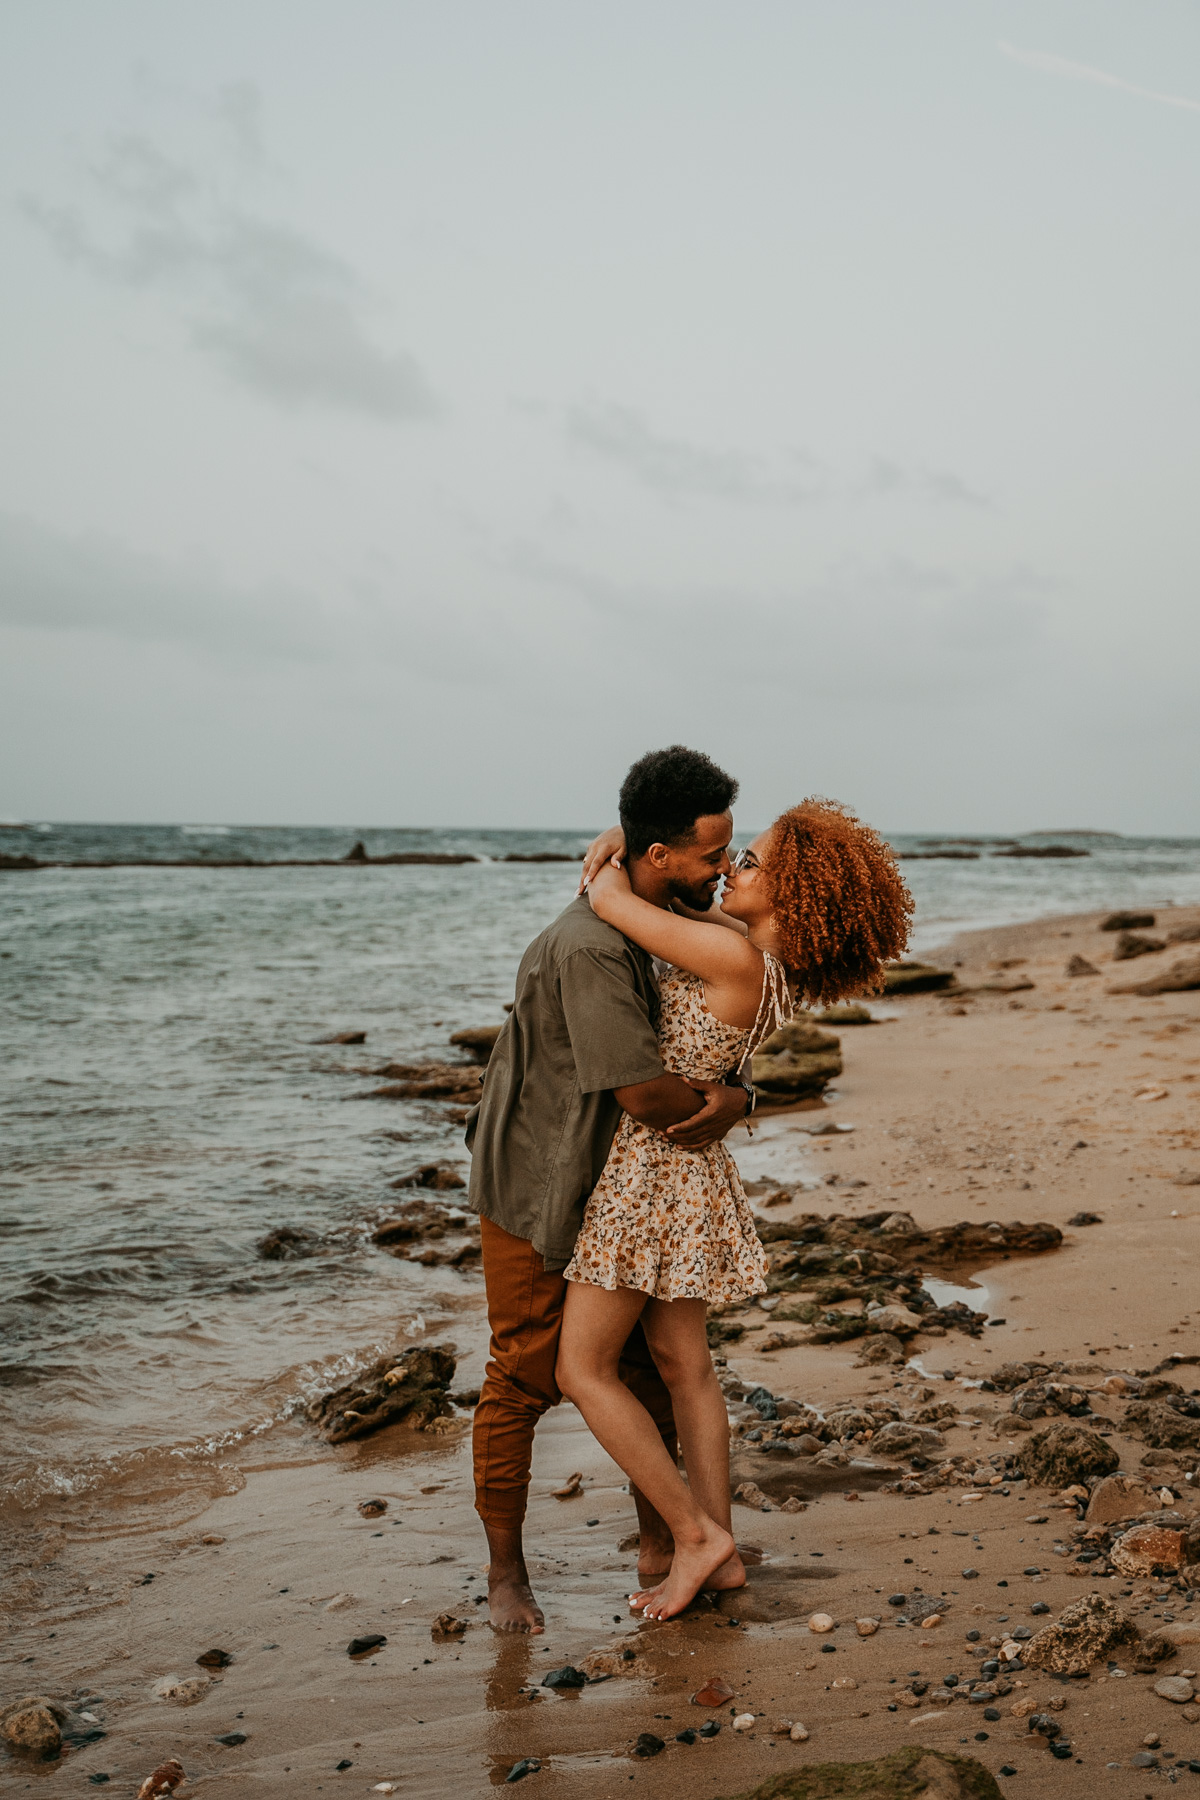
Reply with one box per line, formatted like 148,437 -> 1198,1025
659,811 -> 734,910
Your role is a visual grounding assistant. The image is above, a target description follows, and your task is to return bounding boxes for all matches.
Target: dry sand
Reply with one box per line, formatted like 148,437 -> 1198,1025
4,904 -> 1200,1798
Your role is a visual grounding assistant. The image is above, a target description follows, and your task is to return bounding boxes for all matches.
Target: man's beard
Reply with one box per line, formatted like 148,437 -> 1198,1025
668,876 -> 721,913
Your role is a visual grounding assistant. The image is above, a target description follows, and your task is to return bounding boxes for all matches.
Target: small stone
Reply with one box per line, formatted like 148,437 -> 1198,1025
196,1648 -> 233,1669
691,1678 -> 734,1707
790,1722 -> 810,1741
808,1612 -> 836,1633
347,1634 -> 387,1656
983,1707 -> 1001,1721
699,1720 -> 721,1738
831,1677 -> 857,1690
336,1760 -> 353,1770
432,1613 -> 469,1641
633,1734 -> 664,1757
888,1593 -> 907,1608
1133,1752 -> 1159,1768
542,1666 -> 586,1690
676,1728 -> 697,1744
0,1697 -> 65,1758
505,1760 -> 541,1783
137,1761 -> 186,1800
734,1481 -> 771,1511
856,1617 -> 881,1636
1111,1524 -> 1186,1578
152,1675 -> 210,1704
358,1498 -> 388,1517
1156,1677 -> 1197,1704
962,1568 -> 979,1580
920,1614 -> 942,1630
200,1533 -> 225,1544
732,1713 -> 756,1731
214,1732 -> 247,1746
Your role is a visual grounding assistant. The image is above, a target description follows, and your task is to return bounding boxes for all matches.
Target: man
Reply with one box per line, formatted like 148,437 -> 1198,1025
466,745 -> 751,1632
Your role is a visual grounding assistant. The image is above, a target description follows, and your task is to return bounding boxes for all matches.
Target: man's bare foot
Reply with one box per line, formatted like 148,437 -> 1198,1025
487,1568 -> 545,1634
636,1524 -> 674,1588
630,1523 -> 737,1622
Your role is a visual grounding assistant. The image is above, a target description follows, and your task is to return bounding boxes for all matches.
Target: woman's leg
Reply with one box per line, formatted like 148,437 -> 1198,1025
630,1296 -> 745,1616
557,1282 -> 735,1619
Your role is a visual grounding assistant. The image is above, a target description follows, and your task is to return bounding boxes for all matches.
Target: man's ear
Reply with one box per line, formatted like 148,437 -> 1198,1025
644,842 -> 671,871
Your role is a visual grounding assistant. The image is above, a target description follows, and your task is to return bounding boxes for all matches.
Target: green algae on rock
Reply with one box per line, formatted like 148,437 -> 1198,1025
717,1745 -> 1003,1799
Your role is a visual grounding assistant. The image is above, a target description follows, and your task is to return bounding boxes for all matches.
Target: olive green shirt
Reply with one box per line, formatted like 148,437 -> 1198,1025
466,895 -> 663,1270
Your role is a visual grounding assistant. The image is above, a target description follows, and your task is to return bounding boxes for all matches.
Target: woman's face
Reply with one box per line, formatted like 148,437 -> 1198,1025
719,828 -> 776,927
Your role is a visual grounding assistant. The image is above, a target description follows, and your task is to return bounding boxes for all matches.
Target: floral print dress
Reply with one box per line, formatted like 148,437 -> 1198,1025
564,961 -> 779,1304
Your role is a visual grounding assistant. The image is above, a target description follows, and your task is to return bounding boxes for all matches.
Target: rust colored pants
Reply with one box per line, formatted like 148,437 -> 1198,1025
472,1215 -> 678,1530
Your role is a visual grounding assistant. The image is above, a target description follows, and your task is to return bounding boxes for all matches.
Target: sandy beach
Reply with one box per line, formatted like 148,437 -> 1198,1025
5,901 -> 1200,1799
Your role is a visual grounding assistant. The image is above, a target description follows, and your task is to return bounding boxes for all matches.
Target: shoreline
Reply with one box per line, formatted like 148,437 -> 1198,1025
4,899 -> 1200,1797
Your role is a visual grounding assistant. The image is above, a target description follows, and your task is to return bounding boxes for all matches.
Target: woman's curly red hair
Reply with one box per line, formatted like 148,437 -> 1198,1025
761,799 -> 913,1007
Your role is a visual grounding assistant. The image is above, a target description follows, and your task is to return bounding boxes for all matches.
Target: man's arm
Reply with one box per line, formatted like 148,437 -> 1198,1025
615,1074 -> 748,1148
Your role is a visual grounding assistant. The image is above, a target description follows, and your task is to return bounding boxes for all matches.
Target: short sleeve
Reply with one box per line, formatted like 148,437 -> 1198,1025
558,948 -> 664,1095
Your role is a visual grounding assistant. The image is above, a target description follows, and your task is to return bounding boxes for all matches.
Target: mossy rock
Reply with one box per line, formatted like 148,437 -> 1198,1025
1017,1420 -> 1119,1487
719,1745 -> 1002,1800
882,962 -> 957,995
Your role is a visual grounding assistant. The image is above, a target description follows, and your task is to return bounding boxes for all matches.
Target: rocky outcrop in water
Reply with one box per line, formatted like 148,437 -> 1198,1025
308,1344 -> 456,1443
712,1745 -> 1003,1798
882,961 -> 958,994
751,1019 -> 842,1102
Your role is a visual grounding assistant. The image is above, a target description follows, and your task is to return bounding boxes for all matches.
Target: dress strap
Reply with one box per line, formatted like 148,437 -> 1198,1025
737,952 -> 794,1073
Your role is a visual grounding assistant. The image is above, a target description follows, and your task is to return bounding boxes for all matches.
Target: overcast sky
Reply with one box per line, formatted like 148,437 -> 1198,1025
2,2 -> 1198,833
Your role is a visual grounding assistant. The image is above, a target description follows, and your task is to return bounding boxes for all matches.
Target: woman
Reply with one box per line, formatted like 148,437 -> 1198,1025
555,800 -> 911,1621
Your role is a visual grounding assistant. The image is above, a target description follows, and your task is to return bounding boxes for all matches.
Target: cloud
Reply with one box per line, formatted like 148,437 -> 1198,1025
22,124 -> 437,420
999,41 -> 1200,114
564,401 -> 822,503
563,403 -> 985,508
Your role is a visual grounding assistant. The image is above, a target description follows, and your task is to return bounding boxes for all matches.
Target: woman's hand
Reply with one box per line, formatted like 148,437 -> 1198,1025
584,856 -> 630,920
578,825 -> 627,893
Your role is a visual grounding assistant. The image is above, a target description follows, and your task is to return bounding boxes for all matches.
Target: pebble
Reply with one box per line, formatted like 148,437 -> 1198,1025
633,1735 -> 665,1758
790,1723 -> 810,1742
732,1713 -> 756,1731
888,1594 -> 907,1608
1133,1752 -> 1159,1768
808,1613 -> 835,1633
542,1666 -> 586,1690
136,1762 -> 186,1800
920,1615 -> 942,1630
196,1648 -> 233,1669
691,1678 -> 734,1706
214,1732 -> 247,1746
675,1729 -> 697,1745
505,1761 -> 541,1783
1156,1677 -> 1196,1704
347,1635 -> 387,1657
699,1721 -> 720,1738
856,1618 -> 881,1636
200,1534 -> 225,1544
962,1568 -> 979,1580
832,1678 -> 857,1690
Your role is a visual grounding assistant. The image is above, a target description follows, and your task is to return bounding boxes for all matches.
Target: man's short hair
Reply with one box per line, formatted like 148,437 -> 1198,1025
618,746 -> 739,858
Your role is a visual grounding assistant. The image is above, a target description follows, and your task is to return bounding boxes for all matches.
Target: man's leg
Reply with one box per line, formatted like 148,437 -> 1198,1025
473,1217 -> 565,1632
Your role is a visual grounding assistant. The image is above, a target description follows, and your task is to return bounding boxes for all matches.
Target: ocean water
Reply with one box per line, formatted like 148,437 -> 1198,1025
3,822 -> 1199,1529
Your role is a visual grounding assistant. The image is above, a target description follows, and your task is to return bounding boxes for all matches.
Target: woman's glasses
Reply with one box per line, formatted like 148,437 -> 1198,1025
732,847 -> 760,872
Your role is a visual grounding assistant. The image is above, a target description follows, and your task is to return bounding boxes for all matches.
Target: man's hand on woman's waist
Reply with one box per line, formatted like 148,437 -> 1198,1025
613,1074 -> 748,1148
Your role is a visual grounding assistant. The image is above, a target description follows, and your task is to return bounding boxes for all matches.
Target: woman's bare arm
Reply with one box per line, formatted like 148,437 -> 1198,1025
670,897 -> 749,936
587,863 -> 761,989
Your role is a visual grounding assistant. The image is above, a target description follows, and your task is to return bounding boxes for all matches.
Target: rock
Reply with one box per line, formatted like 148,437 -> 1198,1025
732,1713 -> 756,1731
256,1225 -> 320,1260
634,1732 -> 666,1755
344,841 -> 368,861
710,1746 -> 1004,1797
692,1678 -> 735,1706
505,1760 -> 541,1783
752,1019 -> 843,1102
994,844 -> 1088,858
883,962 -> 958,994
448,1026 -> 503,1063
872,1422 -> 946,1457
1067,1212 -> 1103,1227
362,1062 -> 484,1102
1109,1525 -> 1186,1577
816,1004 -> 876,1024
831,1677 -> 857,1691
1125,1400 -> 1200,1453
734,1481 -> 771,1510
758,1330 -> 803,1352
308,1344 -> 456,1442
195,1647 -> 233,1668
1010,1696 -> 1039,1717
0,1696 -> 67,1758
1101,910 -> 1156,931
431,1614 -> 469,1640
1173,1171 -> 1200,1187
920,1615 -> 943,1630
152,1675 -> 210,1703
1085,1475 -> 1156,1525
865,1304 -> 924,1336
1150,1623 -> 1200,1649
1168,923 -> 1200,944
790,1723 -> 810,1741
1155,1677 -> 1196,1704
357,1499 -> 388,1517
214,1731 -> 248,1746
1065,955 -> 1100,977
552,1471 -> 583,1499
391,1162 -> 466,1190
854,1333 -> 907,1366
347,1634 -> 387,1656
542,1665 -> 586,1690
1017,1421 -> 1119,1488
1109,953 -> 1200,996
137,1761 -> 186,1799
780,1495 -> 809,1513
314,1028 -> 367,1044
857,1618 -> 881,1636
808,1613 -> 836,1634
1022,1592 -> 1137,1675
1112,930 -> 1166,961
878,1211 -> 918,1235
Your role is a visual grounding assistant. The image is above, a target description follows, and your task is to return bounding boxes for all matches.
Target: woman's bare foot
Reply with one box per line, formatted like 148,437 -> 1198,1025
487,1567 -> 545,1634
628,1544 -> 744,1613
631,1523 -> 736,1622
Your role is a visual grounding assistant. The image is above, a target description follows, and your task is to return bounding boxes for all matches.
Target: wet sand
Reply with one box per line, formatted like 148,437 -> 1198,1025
4,903 -> 1200,1798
